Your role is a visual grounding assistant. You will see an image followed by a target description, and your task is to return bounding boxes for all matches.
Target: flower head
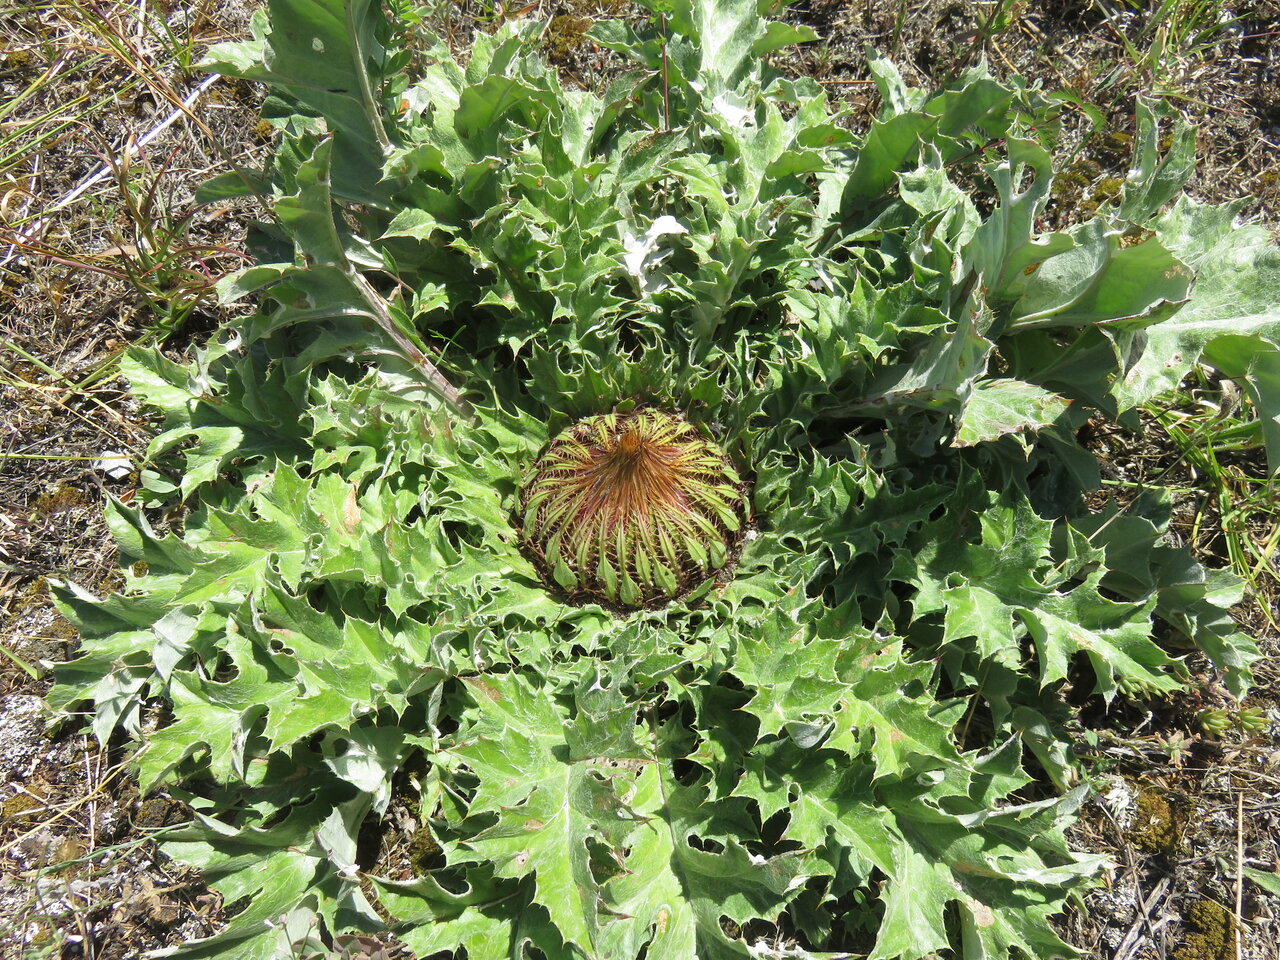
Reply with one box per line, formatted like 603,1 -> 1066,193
519,408 -> 745,607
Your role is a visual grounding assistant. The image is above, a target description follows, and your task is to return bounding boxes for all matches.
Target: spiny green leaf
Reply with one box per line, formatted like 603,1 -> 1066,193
1116,197 -> 1280,408
1202,335 -> 1280,476
953,378 -> 1070,447
377,873 -> 566,960
450,674 -> 626,954
730,613 -> 851,743
201,0 -> 392,203
603,767 -> 806,960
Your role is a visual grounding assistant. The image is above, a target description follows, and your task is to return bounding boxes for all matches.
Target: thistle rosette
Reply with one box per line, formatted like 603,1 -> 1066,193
46,0 -> 1279,956
519,407 -> 745,606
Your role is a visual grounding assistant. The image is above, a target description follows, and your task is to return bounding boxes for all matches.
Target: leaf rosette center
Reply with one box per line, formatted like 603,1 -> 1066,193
519,408 -> 745,607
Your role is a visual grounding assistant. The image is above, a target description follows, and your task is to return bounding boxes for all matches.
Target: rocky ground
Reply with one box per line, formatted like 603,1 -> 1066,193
1,0 -> 1278,957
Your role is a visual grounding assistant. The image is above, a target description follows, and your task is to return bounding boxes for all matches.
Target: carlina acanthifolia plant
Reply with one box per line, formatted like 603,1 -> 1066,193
46,0 -> 1280,957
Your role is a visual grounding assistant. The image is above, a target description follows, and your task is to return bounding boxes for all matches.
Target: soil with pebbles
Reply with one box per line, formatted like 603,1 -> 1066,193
2,0 -> 1279,957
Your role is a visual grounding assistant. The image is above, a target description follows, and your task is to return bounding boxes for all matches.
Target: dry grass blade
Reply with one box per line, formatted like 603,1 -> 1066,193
1,71 -> 221,264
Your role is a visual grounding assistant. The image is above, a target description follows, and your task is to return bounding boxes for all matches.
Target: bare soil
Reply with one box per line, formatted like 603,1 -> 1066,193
1,1 -> 1278,958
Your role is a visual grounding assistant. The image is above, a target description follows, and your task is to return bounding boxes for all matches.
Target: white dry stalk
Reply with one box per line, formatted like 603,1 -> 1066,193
81,734 -> 96,855
4,115 -> 43,235
0,73 -> 222,266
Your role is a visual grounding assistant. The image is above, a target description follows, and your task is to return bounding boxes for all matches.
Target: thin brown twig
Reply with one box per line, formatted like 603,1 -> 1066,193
0,372 -> 136,440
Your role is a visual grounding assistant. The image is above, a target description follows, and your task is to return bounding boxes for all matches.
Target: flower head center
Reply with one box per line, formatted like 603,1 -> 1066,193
616,427 -> 643,459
